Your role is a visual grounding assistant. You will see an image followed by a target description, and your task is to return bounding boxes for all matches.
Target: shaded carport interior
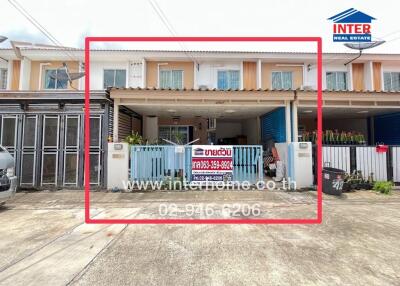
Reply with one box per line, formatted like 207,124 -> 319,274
109,88 -> 295,144
296,90 -> 400,144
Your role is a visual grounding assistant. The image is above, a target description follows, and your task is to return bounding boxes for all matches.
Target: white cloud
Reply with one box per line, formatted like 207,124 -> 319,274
0,0 -> 399,53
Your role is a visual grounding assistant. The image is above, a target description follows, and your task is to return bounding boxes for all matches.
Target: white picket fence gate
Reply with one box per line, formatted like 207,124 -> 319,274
322,146 -> 351,174
355,147 -> 387,181
321,146 -> 400,182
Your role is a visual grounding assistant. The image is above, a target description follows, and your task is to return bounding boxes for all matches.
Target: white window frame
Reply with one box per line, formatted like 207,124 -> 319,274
89,116 -> 102,148
216,69 -> 241,90
0,68 -> 7,90
41,152 -> 58,186
65,115 -> 80,148
1,115 -> 18,149
383,71 -> 400,91
103,69 -> 127,88
157,69 -> 184,89
20,152 -> 36,186
325,71 -> 348,91
42,115 -> 60,149
86,151 -> 101,185
158,125 -> 189,144
271,71 -> 293,90
63,152 -> 79,186
22,115 -> 38,148
42,68 -> 69,90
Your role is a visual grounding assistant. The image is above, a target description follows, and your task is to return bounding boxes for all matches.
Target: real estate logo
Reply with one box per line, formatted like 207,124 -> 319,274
328,8 -> 376,42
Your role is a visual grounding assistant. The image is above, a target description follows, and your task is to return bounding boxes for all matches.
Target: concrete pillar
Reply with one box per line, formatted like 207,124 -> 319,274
141,58 -> 146,88
6,60 -> 13,90
19,57 -> 31,90
257,59 -> 262,89
292,100 -> 299,142
193,61 -> 198,89
240,61 -> 244,90
285,101 -> 292,143
347,63 -> 353,91
113,99 -> 120,142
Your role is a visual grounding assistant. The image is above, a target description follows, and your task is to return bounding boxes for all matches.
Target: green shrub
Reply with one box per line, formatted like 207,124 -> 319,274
373,181 -> 394,195
123,132 -> 143,145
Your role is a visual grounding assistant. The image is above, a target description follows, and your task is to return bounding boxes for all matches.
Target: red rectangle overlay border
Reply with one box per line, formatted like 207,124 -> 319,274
84,37 -> 323,224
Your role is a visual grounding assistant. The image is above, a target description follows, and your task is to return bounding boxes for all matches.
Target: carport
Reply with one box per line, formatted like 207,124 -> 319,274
109,88 -> 295,145
295,90 -> 400,183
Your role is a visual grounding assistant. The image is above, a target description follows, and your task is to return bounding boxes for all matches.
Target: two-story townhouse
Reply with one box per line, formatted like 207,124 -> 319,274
1,42 -> 400,188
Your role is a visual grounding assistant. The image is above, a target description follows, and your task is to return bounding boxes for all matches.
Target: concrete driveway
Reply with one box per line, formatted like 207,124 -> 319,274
0,190 -> 399,285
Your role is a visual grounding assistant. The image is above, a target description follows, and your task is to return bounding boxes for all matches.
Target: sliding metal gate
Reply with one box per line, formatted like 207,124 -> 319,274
315,145 -> 400,183
130,145 -> 263,184
0,111 -> 107,188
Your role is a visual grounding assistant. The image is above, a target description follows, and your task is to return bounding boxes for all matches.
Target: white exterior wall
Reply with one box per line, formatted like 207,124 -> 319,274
89,60 -> 143,90
196,62 -> 241,89
364,61 -> 373,91
19,57 -> 31,90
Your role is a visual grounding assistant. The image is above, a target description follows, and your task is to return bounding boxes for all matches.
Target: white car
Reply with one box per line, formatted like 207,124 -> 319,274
0,146 -> 17,205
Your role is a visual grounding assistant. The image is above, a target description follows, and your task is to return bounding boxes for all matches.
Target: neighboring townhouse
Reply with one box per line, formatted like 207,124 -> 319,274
0,42 -> 399,188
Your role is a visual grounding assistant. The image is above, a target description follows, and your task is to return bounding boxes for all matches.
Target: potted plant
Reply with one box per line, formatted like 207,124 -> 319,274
123,132 -> 144,145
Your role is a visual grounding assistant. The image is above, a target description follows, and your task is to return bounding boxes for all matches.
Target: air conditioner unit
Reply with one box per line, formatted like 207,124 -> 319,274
208,118 -> 217,130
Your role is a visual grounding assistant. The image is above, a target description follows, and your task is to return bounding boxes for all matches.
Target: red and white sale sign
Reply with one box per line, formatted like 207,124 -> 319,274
191,145 -> 233,183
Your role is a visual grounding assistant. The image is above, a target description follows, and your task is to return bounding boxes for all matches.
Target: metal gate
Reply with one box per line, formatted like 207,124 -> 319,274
0,112 -> 106,188
315,145 -> 399,182
130,145 -> 263,184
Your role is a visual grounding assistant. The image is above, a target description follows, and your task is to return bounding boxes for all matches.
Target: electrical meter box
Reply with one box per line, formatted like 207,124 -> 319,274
107,142 -> 129,189
288,142 -> 313,189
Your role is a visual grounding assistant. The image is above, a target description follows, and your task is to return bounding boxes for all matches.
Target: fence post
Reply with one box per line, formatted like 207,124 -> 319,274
350,146 -> 357,173
387,147 -> 394,182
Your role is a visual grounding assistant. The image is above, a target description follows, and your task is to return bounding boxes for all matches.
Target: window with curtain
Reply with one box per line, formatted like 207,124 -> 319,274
326,71 -> 347,90
0,69 -> 7,89
383,72 -> 400,91
217,70 -> 240,90
159,70 -> 183,89
271,71 -> 292,89
103,69 -> 126,88
44,69 -> 68,89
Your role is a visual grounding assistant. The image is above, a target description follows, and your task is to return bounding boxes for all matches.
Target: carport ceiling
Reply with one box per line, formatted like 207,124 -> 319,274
126,105 -> 277,119
299,107 -> 400,118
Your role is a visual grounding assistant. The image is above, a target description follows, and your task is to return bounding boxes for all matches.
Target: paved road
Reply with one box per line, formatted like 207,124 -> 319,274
0,190 -> 399,285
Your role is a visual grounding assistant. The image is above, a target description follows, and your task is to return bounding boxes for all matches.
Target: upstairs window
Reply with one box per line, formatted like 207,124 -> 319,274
0,68 -> 7,89
159,70 -> 183,89
44,69 -> 68,89
383,72 -> 400,91
272,71 -> 292,90
326,71 -> 347,91
103,69 -> 126,88
217,70 -> 240,90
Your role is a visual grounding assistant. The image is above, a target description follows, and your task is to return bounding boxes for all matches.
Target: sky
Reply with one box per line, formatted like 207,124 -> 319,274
0,0 -> 400,54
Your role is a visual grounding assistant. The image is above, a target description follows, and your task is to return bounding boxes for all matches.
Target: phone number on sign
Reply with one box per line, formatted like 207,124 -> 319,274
159,203 -> 261,217
192,159 -> 233,170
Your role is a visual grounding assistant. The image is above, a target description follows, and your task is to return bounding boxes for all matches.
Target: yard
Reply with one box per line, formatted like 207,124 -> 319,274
0,190 -> 399,285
